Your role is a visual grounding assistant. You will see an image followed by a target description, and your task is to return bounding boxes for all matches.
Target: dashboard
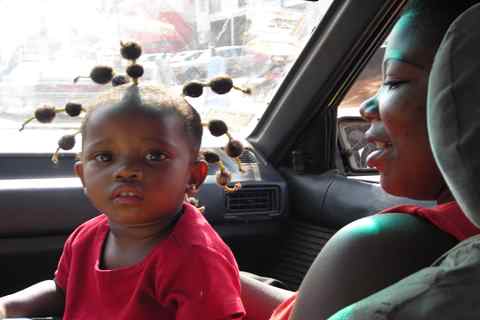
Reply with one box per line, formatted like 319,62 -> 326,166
0,144 -> 288,236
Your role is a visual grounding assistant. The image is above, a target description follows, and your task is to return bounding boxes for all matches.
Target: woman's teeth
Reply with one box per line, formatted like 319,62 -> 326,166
375,141 -> 389,149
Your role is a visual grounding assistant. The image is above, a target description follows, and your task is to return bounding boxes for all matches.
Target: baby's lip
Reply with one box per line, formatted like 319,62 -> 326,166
111,184 -> 144,200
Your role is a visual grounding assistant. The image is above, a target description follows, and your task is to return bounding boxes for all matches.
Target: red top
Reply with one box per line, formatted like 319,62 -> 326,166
55,203 -> 245,320
269,201 -> 480,320
269,292 -> 298,320
380,201 -> 480,241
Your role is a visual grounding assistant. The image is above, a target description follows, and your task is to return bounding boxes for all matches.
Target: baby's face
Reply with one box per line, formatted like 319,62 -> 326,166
75,104 -> 195,226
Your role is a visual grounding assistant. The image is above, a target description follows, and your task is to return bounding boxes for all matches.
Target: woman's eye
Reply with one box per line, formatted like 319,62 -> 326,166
95,153 -> 112,162
145,152 -> 167,162
383,80 -> 404,90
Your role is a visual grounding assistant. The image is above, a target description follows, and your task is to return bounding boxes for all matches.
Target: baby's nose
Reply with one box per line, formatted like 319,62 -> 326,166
114,162 -> 144,181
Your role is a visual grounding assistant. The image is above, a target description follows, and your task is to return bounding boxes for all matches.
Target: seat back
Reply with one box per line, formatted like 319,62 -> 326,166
428,3 -> 480,228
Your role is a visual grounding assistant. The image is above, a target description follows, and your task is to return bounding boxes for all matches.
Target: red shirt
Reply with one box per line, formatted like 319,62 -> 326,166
268,201 -> 480,320
269,292 -> 298,320
380,201 -> 480,241
55,203 -> 245,320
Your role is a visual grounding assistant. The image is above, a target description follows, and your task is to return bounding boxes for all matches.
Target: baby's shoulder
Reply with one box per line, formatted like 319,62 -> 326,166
74,214 -> 108,233
170,207 -> 234,261
66,214 -> 108,246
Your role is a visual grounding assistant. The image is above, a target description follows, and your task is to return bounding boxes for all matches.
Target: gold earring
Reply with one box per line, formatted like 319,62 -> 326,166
186,184 -> 197,196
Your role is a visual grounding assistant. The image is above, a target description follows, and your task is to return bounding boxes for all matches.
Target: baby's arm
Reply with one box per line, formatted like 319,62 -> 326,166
0,280 -> 64,318
240,272 -> 293,320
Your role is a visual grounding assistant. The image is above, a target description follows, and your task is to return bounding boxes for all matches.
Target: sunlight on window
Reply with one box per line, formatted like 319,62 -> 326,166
0,0 -> 334,152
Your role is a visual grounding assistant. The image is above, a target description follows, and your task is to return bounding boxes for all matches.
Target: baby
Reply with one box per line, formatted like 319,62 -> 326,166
0,82 -> 246,319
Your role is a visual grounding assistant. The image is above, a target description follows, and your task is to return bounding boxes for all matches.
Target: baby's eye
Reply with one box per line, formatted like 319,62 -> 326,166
95,153 -> 112,162
145,152 -> 168,162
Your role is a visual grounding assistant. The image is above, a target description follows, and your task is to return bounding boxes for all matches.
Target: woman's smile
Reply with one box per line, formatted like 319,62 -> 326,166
365,142 -> 393,171
364,125 -> 393,171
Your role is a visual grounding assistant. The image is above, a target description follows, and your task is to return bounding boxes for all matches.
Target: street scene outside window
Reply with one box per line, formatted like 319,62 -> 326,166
337,44 -> 384,172
0,0 -> 334,153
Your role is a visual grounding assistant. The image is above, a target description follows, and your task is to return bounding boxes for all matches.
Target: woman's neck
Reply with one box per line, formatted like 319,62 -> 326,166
436,185 -> 454,204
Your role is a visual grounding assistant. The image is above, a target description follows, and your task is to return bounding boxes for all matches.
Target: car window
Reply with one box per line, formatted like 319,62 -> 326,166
0,0 -> 335,153
338,47 -> 384,116
337,42 -> 385,175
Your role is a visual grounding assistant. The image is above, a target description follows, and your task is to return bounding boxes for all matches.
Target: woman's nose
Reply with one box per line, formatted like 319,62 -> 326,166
114,161 -> 143,181
359,95 -> 380,121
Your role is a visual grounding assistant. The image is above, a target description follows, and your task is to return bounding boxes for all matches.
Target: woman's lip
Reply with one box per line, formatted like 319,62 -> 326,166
365,133 -> 391,146
372,141 -> 391,149
364,127 -> 390,146
366,143 -> 392,170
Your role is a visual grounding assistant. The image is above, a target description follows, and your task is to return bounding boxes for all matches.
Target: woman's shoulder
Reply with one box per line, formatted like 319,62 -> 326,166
329,234 -> 480,320
318,213 -> 458,284
290,213 -> 458,319
381,202 -> 480,241
334,212 -> 456,251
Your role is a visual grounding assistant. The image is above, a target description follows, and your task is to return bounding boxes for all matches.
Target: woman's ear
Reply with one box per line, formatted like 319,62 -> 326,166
190,160 -> 208,187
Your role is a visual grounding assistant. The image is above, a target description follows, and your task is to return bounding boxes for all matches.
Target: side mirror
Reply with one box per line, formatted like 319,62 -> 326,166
337,116 -> 377,173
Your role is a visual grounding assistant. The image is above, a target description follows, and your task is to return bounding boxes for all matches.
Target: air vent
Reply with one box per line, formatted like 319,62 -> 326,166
238,149 -> 257,164
225,185 -> 280,215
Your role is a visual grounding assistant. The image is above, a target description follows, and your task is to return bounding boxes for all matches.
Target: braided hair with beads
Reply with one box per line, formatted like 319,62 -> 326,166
20,41 -> 251,203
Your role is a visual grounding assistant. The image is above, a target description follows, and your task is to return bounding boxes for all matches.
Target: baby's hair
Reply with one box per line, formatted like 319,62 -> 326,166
20,41 -> 251,196
80,84 -> 203,155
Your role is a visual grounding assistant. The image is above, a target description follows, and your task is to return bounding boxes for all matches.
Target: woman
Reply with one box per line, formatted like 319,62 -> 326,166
241,1 -> 480,319
330,4 -> 480,318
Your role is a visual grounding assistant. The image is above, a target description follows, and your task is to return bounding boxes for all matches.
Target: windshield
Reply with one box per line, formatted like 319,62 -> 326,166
0,0 -> 334,152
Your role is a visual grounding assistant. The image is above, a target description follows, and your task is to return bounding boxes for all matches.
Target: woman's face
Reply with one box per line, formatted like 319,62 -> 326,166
360,14 -> 446,200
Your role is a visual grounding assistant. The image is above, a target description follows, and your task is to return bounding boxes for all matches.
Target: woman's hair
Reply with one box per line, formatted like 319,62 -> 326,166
82,84 -> 203,155
402,0 -> 480,52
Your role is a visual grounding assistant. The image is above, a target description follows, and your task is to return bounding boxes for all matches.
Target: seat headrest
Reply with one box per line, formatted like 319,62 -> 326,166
428,3 -> 480,227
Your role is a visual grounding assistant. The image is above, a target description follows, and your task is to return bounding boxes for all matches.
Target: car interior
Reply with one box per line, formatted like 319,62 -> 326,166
0,0 -> 445,312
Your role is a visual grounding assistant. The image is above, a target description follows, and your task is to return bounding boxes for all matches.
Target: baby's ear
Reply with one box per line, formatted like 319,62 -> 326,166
190,160 -> 208,187
74,161 -> 85,186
